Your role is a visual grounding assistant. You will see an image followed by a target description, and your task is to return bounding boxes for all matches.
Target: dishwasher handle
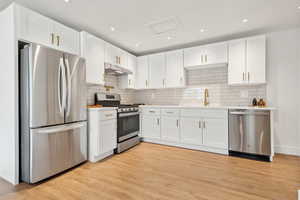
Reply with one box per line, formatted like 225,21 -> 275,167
230,111 -> 270,116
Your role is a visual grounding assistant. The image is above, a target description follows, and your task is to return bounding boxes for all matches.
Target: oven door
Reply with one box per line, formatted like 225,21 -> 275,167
118,112 -> 140,142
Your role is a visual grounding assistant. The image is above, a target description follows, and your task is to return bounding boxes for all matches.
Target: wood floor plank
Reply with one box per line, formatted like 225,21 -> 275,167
0,142 -> 299,200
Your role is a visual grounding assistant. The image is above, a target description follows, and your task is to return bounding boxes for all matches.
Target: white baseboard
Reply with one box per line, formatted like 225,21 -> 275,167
274,146 -> 300,156
142,138 -> 228,155
89,150 -> 114,163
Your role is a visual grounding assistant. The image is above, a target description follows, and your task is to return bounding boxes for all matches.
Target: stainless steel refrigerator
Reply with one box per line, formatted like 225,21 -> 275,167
20,44 -> 87,183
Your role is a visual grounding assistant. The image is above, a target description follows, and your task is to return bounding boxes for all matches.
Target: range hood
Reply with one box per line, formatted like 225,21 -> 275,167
104,63 -> 133,75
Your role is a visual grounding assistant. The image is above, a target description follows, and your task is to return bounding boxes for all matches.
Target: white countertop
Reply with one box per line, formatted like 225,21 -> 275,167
88,107 -> 118,111
139,105 -> 276,110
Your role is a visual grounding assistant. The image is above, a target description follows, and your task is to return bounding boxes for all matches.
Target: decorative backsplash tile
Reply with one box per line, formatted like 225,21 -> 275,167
88,67 -> 266,106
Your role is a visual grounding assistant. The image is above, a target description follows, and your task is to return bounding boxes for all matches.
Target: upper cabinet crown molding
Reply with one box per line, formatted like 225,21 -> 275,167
15,4 -> 80,55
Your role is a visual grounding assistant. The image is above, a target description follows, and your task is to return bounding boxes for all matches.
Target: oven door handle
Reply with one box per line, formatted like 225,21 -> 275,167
118,112 -> 139,118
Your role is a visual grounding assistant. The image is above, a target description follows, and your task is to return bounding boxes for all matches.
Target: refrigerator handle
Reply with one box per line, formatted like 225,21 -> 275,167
36,123 -> 85,134
64,56 -> 72,117
58,58 -> 66,116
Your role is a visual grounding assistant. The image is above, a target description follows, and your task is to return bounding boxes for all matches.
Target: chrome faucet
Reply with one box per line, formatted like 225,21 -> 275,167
204,88 -> 209,106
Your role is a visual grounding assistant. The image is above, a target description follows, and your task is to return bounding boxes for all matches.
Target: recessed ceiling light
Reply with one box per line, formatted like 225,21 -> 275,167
135,43 -> 141,47
200,29 -> 206,33
298,6 -> 300,9
167,36 -> 172,40
64,0 -> 70,3
242,19 -> 248,23
110,26 -> 115,32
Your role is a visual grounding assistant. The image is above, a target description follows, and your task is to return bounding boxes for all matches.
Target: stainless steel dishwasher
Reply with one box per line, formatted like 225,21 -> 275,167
229,109 -> 271,161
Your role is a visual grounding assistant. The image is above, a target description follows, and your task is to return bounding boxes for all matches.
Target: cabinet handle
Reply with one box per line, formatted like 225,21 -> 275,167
56,35 -> 60,46
201,55 -> 203,63
166,111 -> 173,114
51,33 -> 55,45
157,118 -> 160,126
176,120 -> 179,128
119,56 -> 121,64
105,114 -> 113,117
149,110 -> 155,113
248,72 -> 250,81
243,72 -> 245,81
129,79 -> 131,86
203,121 -> 206,129
145,80 -> 148,87
180,77 -> 183,83
205,55 -> 207,63
199,121 -> 201,128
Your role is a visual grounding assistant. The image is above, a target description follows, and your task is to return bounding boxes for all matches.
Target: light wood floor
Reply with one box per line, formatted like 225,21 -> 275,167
0,142 -> 300,200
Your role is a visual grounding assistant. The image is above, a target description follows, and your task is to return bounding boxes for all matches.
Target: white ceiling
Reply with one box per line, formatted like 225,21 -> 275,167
1,0 -> 300,55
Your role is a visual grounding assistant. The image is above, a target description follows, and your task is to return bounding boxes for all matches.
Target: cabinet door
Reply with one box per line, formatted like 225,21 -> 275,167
54,22 -> 80,55
136,56 -> 149,89
105,43 -> 118,65
184,46 -> 203,67
246,35 -> 266,84
16,6 -> 53,47
119,49 -> 128,68
228,39 -> 246,85
100,119 -> 117,154
165,50 -> 185,88
81,32 -> 105,85
202,118 -> 228,149
180,117 -> 203,145
127,54 -> 136,88
148,53 -> 165,88
142,116 -> 161,139
204,42 -> 228,65
161,117 -> 180,142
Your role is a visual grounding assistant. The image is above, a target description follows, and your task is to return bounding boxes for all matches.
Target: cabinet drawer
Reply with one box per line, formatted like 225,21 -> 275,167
181,109 -> 228,118
161,109 -> 180,117
180,109 -> 202,117
99,110 -> 117,121
142,108 -> 161,116
201,109 -> 228,119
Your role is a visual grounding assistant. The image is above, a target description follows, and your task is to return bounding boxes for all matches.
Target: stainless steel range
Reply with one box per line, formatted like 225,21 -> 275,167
95,93 -> 141,153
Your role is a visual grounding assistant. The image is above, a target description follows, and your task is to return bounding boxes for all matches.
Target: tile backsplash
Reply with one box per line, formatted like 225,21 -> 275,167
88,67 -> 266,106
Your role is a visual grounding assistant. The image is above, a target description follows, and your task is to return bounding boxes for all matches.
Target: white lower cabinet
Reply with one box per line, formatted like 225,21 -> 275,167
161,116 -> 180,142
141,107 -> 228,155
88,109 -> 117,162
202,118 -> 228,149
180,117 -> 203,145
141,115 -> 161,139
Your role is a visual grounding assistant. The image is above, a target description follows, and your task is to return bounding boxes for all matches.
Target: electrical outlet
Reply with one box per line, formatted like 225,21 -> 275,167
240,90 -> 248,98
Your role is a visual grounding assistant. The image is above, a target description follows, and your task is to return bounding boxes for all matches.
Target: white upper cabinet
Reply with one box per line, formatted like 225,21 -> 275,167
184,46 -> 203,67
80,31 -> 105,85
53,21 -> 80,55
165,50 -> 185,88
228,35 -> 266,85
228,39 -> 246,85
16,5 -> 80,55
136,56 -> 149,89
246,35 -> 266,84
105,43 -> 127,68
184,42 -> 228,68
203,42 -> 228,65
148,53 -> 166,89
16,5 -> 53,48
119,53 -> 136,89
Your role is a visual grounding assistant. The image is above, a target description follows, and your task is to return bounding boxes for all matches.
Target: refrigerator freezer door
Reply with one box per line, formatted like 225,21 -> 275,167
27,44 -> 65,128
30,121 -> 87,183
64,54 -> 87,123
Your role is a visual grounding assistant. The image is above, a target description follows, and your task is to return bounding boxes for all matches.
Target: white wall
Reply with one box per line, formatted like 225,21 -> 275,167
0,4 -> 18,185
267,28 -> 300,156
